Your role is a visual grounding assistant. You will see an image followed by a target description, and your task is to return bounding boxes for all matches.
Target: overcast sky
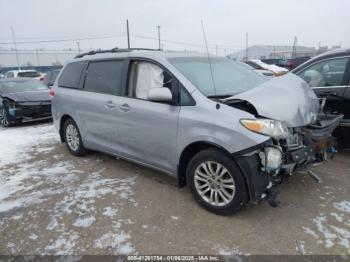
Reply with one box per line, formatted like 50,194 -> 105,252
0,0 -> 349,66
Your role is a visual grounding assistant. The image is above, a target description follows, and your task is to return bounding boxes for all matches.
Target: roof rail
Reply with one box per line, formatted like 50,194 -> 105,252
74,47 -> 161,59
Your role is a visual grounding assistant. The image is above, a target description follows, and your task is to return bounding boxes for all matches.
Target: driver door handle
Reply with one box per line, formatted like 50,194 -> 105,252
119,103 -> 131,112
105,101 -> 117,109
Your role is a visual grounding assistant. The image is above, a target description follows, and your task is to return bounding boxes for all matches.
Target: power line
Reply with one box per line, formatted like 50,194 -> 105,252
0,34 -> 126,45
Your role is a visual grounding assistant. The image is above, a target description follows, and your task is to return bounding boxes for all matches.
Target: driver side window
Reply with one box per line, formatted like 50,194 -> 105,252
128,61 -> 173,100
298,57 -> 349,87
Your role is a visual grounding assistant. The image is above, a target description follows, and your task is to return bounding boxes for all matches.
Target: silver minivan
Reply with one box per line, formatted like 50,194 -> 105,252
52,48 -> 342,215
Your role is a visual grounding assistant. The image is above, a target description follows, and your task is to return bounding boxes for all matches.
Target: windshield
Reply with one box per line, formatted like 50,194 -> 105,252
168,57 -> 266,96
0,80 -> 48,94
17,71 -> 41,77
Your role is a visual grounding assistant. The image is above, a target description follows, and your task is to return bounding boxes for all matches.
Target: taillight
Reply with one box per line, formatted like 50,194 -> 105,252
39,77 -> 44,81
49,89 -> 55,97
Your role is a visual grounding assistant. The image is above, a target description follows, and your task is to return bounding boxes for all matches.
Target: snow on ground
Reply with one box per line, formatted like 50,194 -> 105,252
0,123 -> 139,255
213,244 -> 249,256
0,124 -> 59,166
302,199 -> 350,252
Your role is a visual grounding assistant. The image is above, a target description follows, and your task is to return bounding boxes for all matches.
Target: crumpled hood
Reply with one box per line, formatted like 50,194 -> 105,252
3,90 -> 51,102
226,73 -> 320,127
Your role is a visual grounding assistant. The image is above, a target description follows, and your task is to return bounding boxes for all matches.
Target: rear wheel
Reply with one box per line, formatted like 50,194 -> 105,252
0,108 -> 10,127
187,148 -> 248,215
63,118 -> 87,156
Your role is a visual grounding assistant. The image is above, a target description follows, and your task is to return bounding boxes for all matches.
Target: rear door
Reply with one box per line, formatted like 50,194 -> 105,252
57,59 -> 126,154
116,59 -> 180,173
296,56 -> 350,120
76,59 -> 126,154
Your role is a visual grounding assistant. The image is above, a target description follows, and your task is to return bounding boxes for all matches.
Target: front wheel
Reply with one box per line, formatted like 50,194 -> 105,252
0,108 -> 10,127
63,118 -> 87,156
187,148 -> 248,215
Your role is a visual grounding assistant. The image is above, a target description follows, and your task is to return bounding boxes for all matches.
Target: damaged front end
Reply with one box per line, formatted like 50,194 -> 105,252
234,112 -> 342,207
2,98 -> 52,124
223,74 -> 344,206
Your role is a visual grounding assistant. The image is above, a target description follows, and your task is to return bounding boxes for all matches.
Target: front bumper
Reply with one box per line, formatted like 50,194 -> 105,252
7,101 -> 52,123
234,113 -> 343,204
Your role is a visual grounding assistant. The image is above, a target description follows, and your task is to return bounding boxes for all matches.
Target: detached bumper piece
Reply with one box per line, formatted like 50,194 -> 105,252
7,101 -> 52,123
235,113 -> 343,207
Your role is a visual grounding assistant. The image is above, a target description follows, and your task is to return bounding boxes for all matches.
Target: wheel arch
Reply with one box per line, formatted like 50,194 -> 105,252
59,114 -> 75,142
177,141 -> 232,187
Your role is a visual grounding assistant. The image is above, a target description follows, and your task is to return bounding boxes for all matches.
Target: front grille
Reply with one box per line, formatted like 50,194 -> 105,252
19,103 -> 52,117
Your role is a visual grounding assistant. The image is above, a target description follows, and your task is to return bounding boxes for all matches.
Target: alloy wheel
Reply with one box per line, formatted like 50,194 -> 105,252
0,108 -> 9,127
194,161 -> 236,207
66,124 -> 80,151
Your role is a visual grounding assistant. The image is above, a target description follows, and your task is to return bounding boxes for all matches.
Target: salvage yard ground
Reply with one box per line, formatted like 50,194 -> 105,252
0,122 -> 349,255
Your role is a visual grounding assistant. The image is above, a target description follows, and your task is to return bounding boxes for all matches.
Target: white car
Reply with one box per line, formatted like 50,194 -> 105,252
5,70 -> 44,81
240,62 -> 274,78
247,60 -> 289,76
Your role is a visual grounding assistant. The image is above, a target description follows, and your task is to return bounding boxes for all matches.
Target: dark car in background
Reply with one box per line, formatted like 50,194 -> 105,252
43,69 -> 60,87
261,58 -> 286,68
0,79 -> 52,127
285,56 -> 311,70
292,49 -> 350,139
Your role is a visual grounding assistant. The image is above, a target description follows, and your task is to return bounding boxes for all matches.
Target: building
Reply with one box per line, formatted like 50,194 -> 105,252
228,45 -> 317,60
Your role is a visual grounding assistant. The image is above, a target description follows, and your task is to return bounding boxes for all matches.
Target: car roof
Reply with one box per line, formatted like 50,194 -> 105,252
292,48 -> 350,72
308,48 -> 350,61
68,50 -> 211,64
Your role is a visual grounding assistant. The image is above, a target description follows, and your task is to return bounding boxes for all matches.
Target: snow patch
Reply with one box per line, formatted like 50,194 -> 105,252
44,234 -> 79,255
103,207 -> 118,218
333,201 -> 350,213
73,216 -> 96,228
29,233 -> 38,240
94,232 -> 135,255
213,244 -> 248,256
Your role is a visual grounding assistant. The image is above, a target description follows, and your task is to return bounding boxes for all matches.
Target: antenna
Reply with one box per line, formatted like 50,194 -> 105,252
201,20 -> 216,96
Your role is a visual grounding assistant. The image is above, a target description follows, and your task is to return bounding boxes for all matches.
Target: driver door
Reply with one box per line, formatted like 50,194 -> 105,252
296,57 -> 350,117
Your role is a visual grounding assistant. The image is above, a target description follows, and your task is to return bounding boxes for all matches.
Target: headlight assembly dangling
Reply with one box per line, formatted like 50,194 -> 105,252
240,118 -> 289,139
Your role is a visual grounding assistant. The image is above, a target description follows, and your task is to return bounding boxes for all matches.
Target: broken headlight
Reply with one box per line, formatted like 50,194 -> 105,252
240,118 -> 289,139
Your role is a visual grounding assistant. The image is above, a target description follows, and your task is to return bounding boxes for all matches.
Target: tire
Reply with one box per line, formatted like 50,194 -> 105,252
186,148 -> 248,215
63,118 -> 87,156
0,107 -> 11,127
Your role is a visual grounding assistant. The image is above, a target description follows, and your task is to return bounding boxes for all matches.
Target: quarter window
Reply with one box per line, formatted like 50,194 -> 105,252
84,60 -> 123,95
58,61 -> 85,88
298,57 -> 349,87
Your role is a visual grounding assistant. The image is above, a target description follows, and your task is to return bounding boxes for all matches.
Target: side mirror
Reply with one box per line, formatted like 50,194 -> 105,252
147,87 -> 173,102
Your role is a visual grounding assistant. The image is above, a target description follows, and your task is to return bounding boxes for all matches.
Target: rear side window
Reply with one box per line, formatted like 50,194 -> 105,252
18,71 -> 40,77
84,60 -> 123,95
58,61 -> 85,88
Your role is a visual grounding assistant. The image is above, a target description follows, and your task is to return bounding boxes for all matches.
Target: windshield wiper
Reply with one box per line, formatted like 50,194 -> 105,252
207,94 -> 235,99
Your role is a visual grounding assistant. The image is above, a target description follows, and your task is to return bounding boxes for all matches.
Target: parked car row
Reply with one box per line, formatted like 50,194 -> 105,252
0,69 -> 61,87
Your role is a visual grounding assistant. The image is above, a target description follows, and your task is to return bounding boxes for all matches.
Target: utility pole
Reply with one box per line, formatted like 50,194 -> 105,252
76,41 -> 81,54
215,45 -> 218,56
126,19 -> 131,49
157,25 -> 161,50
245,33 -> 249,61
35,49 -> 40,66
292,36 -> 297,58
10,27 -> 20,69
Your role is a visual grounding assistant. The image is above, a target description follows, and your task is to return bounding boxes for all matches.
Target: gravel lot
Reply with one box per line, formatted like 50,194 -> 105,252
0,122 -> 349,255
